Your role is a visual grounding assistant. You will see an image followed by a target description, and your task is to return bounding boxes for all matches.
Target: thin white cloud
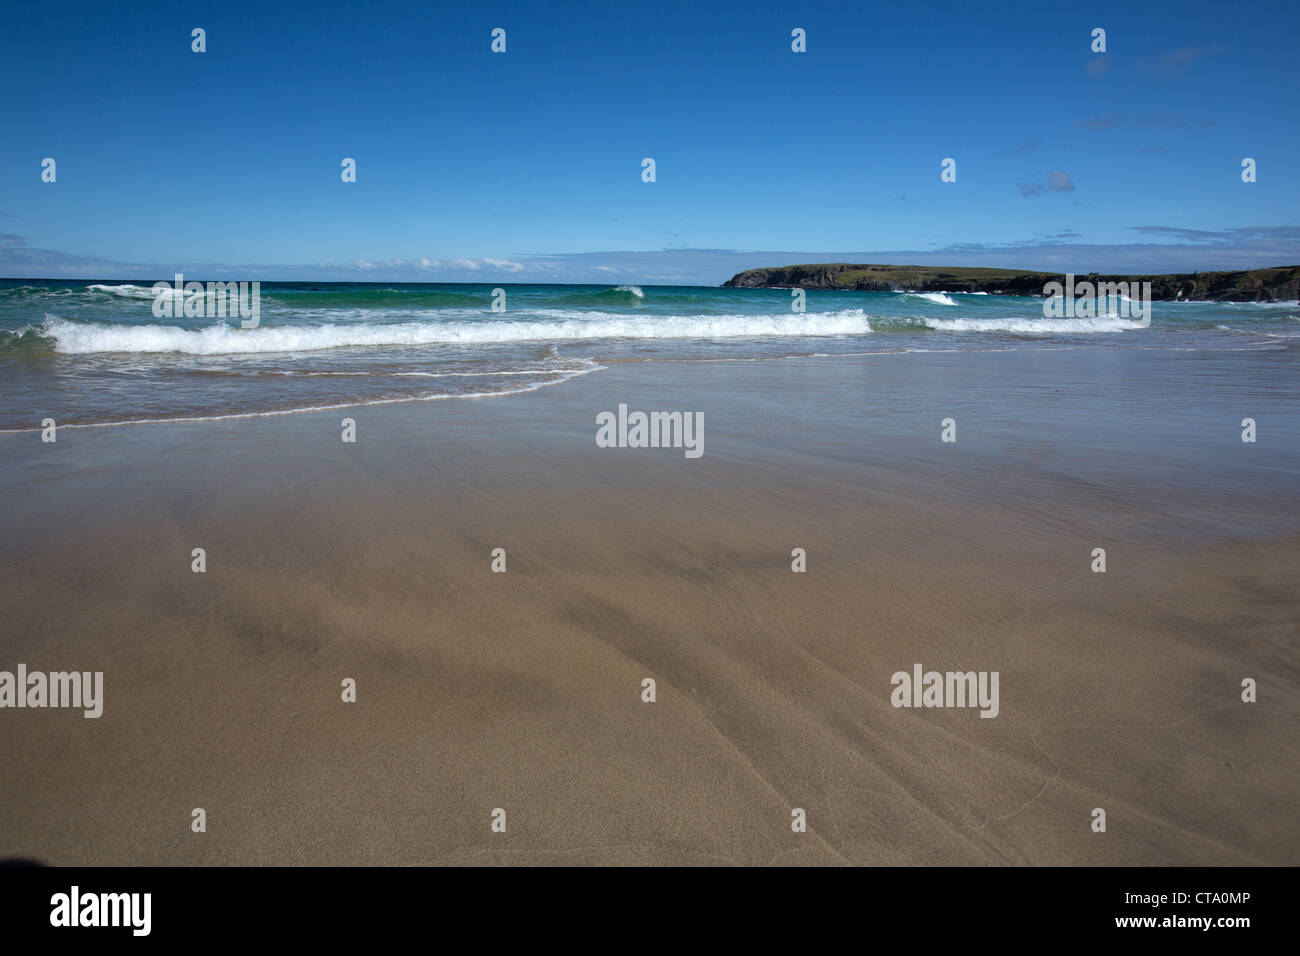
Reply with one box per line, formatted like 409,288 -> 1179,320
4,239 -> 1300,285
1047,170 -> 1076,192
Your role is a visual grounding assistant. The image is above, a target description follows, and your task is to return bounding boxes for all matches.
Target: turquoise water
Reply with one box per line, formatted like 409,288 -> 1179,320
1,279 -> 1297,429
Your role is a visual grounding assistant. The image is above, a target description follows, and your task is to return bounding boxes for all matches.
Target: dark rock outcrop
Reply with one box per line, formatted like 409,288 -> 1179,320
722,263 -> 1300,302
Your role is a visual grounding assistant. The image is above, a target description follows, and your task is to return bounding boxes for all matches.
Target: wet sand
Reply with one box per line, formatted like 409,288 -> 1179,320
1,349 -> 1297,865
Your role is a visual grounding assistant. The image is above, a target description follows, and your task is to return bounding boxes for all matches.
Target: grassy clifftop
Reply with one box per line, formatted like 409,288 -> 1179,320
721,263 -> 1300,301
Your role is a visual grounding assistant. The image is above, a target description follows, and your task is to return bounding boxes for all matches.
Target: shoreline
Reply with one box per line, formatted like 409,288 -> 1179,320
1,333 -> 1295,434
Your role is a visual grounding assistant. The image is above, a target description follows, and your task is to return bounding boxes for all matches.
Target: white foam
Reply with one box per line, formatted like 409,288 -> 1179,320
905,292 -> 958,305
1176,299 -> 1300,308
41,310 -> 874,355
86,283 -> 221,301
86,283 -> 171,300
614,285 -> 645,298
0,359 -> 604,432
920,316 -> 1148,333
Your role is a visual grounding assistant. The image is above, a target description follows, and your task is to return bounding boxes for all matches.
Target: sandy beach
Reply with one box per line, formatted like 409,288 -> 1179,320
1,348 -> 1297,865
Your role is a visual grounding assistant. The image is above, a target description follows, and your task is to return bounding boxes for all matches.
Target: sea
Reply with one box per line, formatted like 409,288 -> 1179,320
1,279 -> 1297,431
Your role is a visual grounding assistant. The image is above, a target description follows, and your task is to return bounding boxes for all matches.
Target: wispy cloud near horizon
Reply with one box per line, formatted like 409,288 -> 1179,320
3,232 -> 1298,286
1138,45 -> 1231,77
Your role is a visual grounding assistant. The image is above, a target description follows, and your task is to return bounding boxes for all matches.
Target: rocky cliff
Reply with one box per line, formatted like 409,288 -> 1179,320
722,263 -> 1300,302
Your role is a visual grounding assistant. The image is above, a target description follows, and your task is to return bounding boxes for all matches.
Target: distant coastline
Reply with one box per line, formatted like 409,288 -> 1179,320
722,263 -> 1300,302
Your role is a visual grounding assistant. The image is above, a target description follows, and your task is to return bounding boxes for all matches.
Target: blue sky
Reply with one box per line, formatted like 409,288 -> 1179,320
2,0 -> 1297,283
